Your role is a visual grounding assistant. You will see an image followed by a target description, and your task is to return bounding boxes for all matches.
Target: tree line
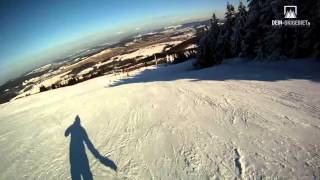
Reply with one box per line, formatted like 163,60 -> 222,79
195,0 -> 320,68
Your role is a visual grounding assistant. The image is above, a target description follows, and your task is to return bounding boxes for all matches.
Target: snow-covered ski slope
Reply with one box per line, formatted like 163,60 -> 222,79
0,59 -> 320,179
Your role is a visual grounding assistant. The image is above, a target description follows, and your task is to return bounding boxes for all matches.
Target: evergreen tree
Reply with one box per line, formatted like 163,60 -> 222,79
257,0 -> 282,60
207,13 -> 221,63
242,0 -> 261,58
298,0 -> 320,58
216,2 -> 236,61
196,0 -> 319,68
196,13 -> 221,67
231,1 -> 248,57
197,31 -> 211,66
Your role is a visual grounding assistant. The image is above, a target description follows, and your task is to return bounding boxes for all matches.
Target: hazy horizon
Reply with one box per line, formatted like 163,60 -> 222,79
0,0 -> 239,85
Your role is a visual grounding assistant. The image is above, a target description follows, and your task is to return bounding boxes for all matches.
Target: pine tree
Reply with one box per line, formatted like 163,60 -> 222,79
196,13 -> 221,67
197,31 -> 211,66
259,0 -> 284,60
207,13 -> 221,63
242,0 -> 261,58
196,0 -> 319,67
299,0 -> 320,58
215,2 -> 236,61
231,1 -> 248,57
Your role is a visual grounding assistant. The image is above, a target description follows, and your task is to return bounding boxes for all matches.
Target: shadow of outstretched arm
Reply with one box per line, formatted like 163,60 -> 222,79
65,126 -> 71,137
83,131 -> 118,172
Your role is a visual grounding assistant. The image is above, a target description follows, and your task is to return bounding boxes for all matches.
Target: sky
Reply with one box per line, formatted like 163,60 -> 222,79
0,0 -> 239,85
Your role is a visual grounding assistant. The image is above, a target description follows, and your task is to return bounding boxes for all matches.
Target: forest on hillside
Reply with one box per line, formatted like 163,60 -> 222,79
195,0 -> 320,67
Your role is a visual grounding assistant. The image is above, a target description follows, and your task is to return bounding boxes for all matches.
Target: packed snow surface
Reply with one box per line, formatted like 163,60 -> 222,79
0,59 -> 320,179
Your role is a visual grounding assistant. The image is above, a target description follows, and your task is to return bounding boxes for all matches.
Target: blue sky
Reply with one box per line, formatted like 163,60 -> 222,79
0,0 -> 239,84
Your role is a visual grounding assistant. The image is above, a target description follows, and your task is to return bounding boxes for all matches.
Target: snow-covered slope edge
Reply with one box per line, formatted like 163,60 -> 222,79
0,59 -> 319,179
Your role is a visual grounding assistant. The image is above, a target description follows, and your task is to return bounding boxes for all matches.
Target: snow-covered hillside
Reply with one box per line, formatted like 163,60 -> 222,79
0,59 -> 319,179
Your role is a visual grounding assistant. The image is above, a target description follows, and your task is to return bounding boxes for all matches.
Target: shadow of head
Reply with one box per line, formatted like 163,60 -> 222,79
75,115 -> 80,125
65,115 -> 117,179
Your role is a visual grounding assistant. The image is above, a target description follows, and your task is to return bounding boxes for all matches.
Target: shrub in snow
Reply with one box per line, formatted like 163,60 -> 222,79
39,85 -> 48,92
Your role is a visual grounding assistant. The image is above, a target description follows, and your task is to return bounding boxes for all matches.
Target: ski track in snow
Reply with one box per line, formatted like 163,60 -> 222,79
0,59 -> 320,179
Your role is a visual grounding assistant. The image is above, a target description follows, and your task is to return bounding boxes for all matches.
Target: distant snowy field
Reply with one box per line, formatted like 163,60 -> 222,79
0,59 -> 320,179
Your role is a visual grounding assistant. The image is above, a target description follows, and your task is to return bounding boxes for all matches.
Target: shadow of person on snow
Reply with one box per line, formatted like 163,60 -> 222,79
65,115 -> 117,180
